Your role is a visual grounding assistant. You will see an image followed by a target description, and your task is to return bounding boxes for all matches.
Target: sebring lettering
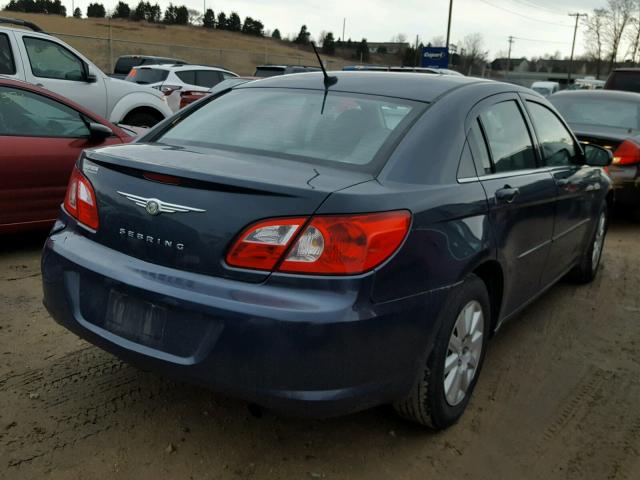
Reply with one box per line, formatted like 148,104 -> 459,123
119,228 -> 185,250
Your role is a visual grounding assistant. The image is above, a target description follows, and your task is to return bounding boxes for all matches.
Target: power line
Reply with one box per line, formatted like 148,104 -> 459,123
512,36 -> 571,45
476,0 -> 574,28
508,0 -> 567,16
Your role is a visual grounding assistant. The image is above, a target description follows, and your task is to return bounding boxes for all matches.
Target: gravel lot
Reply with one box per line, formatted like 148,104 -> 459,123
1,218 -> 639,480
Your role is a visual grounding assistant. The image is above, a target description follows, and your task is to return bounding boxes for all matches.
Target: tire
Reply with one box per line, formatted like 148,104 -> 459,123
570,203 -> 608,284
122,110 -> 163,128
393,274 -> 490,430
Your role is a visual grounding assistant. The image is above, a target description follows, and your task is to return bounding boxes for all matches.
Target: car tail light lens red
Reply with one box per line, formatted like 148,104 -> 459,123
64,166 -> 99,230
612,139 -> 640,165
226,211 -> 411,275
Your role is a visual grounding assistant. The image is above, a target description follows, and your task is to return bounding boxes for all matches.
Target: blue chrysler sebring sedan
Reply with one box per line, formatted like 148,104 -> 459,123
42,72 -> 613,429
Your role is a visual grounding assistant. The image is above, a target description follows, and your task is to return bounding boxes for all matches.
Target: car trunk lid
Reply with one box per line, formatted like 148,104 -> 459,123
81,143 -> 372,282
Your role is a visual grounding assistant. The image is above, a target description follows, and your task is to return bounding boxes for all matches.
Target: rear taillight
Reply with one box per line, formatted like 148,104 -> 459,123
226,211 -> 411,275
64,166 -> 99,230
612,139 -> 640,165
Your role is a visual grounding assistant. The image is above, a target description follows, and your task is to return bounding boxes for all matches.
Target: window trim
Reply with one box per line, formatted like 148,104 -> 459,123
521,97 -> 583,168
478,99 -> 540,174
0,85 -> 92,139
23,35 -> 87,81
0,32 -> 17,75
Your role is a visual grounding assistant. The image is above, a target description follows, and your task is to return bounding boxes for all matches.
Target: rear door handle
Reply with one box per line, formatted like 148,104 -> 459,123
495,186 -> 520,203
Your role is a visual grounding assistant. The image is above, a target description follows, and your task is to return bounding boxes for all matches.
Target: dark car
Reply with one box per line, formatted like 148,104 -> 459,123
0,78 -> 132,234
604,68 -> 640,93
41,72 -> 613,429
111,55 -> 187,80
550,90 -> 640,214
253,65 -> 320,77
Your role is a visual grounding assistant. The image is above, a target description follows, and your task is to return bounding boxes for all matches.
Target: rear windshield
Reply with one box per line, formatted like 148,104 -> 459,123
551,96 -> 640,130
532,87 -> 552,95
125,67 -> 169,84
156,88 -> 422,171
607,71 -> 640,92
114,57 -> 141,74
254,67 -> 284,77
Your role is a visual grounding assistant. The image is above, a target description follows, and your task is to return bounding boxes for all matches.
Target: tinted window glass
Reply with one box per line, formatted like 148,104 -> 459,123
467,121 -> 492,175
176,70 -> 196,84
24,37 -> 85,81
114,57 -> 141,74
158,89 -> 420,170
606,71 -> 640,93
0,86 -> 89,137
221,72 -> 236,80
550,95 -> 640,130
527,102 -> 577,167
457,142 -> 477,179
0,33 -> 16,75
125,67 -> 169,84
481,101 -> 536,173
195,70 -> 221,88
254,67 -> 284,77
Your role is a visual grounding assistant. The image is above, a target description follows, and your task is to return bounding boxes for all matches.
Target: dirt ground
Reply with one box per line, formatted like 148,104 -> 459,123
0,219 -> 639,480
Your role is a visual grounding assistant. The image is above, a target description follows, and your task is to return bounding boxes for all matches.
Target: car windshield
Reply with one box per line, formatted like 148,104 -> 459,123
551,96 -> 640,130
125,67 -> 169,84
156,88 -> 422,170
532,87 -> 552,95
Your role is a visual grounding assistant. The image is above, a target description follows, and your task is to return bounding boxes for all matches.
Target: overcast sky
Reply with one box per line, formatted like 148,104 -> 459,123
69,0 -> 608,59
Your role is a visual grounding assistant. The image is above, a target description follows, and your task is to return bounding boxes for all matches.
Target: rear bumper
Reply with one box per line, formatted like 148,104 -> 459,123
41,228 -> 449,417
609,165 -> 640,207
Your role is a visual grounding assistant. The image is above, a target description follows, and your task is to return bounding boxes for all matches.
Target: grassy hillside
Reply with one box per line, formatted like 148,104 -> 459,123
1,12 -> 395,75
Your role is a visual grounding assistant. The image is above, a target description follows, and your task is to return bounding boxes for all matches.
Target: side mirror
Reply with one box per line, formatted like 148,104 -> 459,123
581,143 -> 613,167
83,62 -> 97,83
88,122 -> 113,139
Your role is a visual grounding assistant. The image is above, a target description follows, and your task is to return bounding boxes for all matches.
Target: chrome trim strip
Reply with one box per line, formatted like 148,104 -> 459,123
517,239 -> 552,259
552,218 -> 591,242
117,191 -> 206,214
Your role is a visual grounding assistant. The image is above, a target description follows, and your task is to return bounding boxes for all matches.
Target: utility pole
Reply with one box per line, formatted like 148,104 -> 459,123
445,0 -> 453,63
342,18 -> 345,42
506,36 -> 514,80
415,34 -> 420,67
568,13 -> 588,84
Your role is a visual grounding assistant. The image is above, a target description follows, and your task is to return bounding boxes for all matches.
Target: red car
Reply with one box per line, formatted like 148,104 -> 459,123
0,78 -> 133,234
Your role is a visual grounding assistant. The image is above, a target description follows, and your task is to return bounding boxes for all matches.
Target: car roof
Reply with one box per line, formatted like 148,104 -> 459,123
532,81 -> 559,87
0,76 -> 126,134
237,71 -> 487,103
550,89 -> 640,102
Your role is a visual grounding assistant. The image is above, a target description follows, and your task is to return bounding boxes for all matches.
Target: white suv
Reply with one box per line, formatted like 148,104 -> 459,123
0,17 -> 173,127
125,64 -> 238,112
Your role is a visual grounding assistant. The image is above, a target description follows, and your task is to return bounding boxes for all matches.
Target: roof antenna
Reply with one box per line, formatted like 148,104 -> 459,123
311,42 -> 337,88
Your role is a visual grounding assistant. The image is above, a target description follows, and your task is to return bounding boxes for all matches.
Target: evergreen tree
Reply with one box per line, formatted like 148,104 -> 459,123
86,2 -> 106,18
73,6 -> 81,17
131,1 -> 146,21
322,32 -> 335,55
295,25 -> 310,45
271,28 -> 281,40
355,38 -> 370,62
203,8 -> 215,28
175,5 -> 189,25
216,12 -> 227,30
227,12 -> 241,31
112,1 -> 130,19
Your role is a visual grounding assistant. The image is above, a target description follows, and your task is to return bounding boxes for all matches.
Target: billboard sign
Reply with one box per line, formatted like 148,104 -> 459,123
421,47 -> 449,68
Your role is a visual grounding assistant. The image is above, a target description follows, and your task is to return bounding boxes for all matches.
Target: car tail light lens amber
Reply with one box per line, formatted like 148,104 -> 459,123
64,166 -> 99,230
226,211 -> 411,275
612,139 -> 640,165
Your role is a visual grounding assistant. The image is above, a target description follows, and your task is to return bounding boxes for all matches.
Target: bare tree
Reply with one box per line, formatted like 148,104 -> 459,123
603,0 -> 635,70
460,33 -> 488,75
390,33 -> 407,44
584,8 -> 608,78
429,36 -> 445,47
625,1 -> 640,64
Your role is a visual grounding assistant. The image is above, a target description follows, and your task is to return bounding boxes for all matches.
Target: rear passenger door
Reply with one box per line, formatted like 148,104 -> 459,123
522,96 -> 595,284
467,95 -> 557,319
0,31 -> 22,80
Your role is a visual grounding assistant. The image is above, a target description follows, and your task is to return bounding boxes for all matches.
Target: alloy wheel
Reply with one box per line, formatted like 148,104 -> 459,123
591,211 -> 606,272
444,300 -> 484,406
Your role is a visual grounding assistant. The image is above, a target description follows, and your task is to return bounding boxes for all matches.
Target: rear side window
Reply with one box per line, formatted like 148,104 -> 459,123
526,102 -> 578,167
467,121 -> 492,175
0,33 -> 16,75
606,72 -> 640,93
126,67 -> 169,84
195,70 -> 222,88
176,70 -> 196,84
480,101 -> 537,173
457,142 -> 477,179
156,88 -> 422,171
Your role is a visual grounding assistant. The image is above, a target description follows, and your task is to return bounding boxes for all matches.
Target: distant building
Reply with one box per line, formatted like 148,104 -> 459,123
366,42 -> 410,55
491,57 -> 529,72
